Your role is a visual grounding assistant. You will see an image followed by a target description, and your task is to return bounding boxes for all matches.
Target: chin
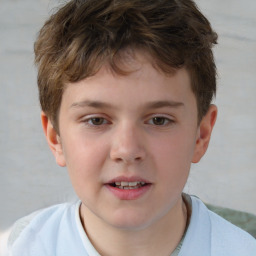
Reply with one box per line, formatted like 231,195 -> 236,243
106,209 -> 157,231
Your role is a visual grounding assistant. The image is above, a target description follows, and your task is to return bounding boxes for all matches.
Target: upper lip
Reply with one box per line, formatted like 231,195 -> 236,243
105,176 -> 152,184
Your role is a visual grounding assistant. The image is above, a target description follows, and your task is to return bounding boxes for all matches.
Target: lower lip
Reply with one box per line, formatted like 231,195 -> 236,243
105,184 -> 152,200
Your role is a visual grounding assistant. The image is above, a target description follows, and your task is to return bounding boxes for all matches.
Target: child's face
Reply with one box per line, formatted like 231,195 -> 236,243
43,52 -> 216,230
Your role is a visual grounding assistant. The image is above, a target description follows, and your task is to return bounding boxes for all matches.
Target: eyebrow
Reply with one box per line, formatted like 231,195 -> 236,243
70,100 -> 184,110
70,100 -> 114,109
144,100 -> 184,109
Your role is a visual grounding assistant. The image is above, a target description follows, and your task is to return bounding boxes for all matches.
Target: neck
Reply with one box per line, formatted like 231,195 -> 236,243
80,196 -> 188,256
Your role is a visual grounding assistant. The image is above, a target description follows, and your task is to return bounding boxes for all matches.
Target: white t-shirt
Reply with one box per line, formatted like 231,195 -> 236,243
7,195 -> 256,256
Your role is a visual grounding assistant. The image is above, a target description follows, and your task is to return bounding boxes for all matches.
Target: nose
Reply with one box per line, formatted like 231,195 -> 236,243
110,122 -> 146,164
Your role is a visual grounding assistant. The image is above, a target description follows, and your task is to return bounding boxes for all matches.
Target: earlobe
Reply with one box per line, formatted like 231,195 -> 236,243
41,112 -> 66,167
192,105 -> 217,163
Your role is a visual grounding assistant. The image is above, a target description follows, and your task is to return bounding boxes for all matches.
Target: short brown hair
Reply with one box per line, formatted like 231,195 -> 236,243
34,0 -> 217,132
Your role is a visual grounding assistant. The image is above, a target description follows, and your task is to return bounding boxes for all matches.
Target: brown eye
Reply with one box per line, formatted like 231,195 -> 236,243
89,118 -> 106,125
152,117 -> 167,125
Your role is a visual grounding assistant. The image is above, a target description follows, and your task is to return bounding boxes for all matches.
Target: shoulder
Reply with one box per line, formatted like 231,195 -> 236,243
8,201 -> 80,255
9,203 -> 72,243
8,209 -> 41,249
207,208 -> 256,255
191,195 -> 256,256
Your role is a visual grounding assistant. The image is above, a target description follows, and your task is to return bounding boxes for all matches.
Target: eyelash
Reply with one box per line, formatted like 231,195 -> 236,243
147,116 -> 174,126
81,115 -> 174,127
82,117 -> 110,126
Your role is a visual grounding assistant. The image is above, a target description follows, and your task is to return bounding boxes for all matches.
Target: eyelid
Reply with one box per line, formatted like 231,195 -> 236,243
81,114 -> 111,126
146,113 -> 175,120
146,114 -> 175,125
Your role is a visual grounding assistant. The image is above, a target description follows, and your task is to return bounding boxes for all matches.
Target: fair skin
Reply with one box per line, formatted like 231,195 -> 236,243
42,52 -> 217,256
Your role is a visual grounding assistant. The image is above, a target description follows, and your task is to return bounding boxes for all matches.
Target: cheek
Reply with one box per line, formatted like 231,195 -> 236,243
151,130 -> 196,178
155,130 -> 196,157
61,134 -> 110,201
61,132 -> 109,179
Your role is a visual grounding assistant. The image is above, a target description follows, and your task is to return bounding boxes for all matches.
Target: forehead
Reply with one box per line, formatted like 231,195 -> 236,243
65,49 -> 192,91
61,53 -> 195,113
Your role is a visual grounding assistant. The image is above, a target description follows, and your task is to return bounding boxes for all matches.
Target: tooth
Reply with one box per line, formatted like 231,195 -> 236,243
116,181 -> 146,188
129,182 -> 138,186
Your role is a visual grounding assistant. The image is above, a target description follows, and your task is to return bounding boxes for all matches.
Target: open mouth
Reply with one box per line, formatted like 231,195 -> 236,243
105,179 -> 152,200
109,181 -> 147,190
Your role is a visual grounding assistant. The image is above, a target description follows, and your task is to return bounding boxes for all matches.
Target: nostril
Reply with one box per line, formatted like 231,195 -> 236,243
114,157 -> 124,163
110,144 -> 146,164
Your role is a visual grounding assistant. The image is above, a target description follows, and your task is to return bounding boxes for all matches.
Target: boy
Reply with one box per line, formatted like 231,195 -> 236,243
7,0 -> 256,255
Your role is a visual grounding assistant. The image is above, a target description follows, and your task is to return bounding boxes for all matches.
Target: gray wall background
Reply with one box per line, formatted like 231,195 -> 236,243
0,0 -> 256,236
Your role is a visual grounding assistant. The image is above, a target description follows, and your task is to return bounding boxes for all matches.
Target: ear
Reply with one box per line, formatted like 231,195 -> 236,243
41,112 -> 66,167
192,105 -> 217,163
